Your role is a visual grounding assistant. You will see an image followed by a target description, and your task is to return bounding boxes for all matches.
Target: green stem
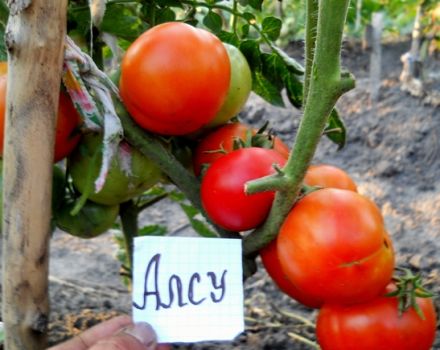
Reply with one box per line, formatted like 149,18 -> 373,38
116,102 -> 240,239
231,0 -> 238,33
243,0 -> 355,257
119,200 -> 139,277
304,0 -> 318,105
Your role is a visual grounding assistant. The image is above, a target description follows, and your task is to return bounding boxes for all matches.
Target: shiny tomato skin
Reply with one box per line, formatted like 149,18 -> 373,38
260,240 -> 323,308
316,285 -> 437,350
0,69 -> 81,162
277,188 -> 395,305
207,44 -> 252,128
304,164 -> 357,192
193,123 -> 289,176
201,147 -> 286,231
120,22 -> 230,135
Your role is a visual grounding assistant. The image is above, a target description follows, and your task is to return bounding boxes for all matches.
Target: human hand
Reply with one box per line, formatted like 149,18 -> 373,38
48,315 -> 170,350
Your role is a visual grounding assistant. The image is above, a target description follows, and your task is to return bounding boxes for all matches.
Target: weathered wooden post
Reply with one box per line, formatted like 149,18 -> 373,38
2,1 -> 67,349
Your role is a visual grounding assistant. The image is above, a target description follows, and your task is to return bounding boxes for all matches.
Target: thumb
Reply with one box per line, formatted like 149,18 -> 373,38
89,322 -> 157,350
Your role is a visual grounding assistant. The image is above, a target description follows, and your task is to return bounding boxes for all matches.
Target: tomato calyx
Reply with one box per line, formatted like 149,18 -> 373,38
386,268 -> 434,319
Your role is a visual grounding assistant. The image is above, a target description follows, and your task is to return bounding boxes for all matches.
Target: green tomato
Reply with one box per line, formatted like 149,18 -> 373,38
55,198 -> 119,238
207,43 -> 252,128
68,133 -> 162,205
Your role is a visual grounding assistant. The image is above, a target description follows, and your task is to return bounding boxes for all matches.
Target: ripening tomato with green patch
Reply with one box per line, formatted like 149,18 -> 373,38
316,283 -> 437,350
304,164 -> 357,192
119,22 -> 230,135
193,122 -> 289,176
277,188 -> 395,305
0,65 -> 82,162
206,43 -> 252,128
68,133 -> 162,206
201,147 -> 286,231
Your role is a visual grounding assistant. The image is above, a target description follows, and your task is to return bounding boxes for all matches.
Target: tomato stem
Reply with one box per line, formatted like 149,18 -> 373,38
242,0 -> 355,257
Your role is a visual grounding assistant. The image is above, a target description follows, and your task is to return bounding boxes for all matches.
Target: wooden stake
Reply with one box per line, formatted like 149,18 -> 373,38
2,1 -> 67,349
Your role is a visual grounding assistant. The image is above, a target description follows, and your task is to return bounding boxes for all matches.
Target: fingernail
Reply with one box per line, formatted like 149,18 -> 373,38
122,322 -> 157,349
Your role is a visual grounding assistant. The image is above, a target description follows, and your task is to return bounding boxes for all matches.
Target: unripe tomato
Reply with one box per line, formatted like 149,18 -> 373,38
68,133 -> 162,205
55,198 -> 119,239
277,188 -> 395,305
193,122 -> 289,176
316,284 -> 437,350
207,44 -> 252,128
120,22 -> 230,135
0,65 -> 81,162
304,164 -> 357,192
201,147 -> 286,231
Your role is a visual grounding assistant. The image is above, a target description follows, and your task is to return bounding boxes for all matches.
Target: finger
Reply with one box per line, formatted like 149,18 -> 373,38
89,322 -> 157,350
48,315 -> 133,350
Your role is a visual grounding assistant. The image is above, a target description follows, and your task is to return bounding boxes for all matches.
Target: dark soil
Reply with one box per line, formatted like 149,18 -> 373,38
8,39 -> 440,349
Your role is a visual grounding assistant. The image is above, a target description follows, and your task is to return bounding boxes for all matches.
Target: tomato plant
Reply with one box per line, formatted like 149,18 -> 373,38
201,147 -> 286,231
206,43 -> 252,128
119,22 -> 231,136
304,164 -> 357,192
316,283 -> 437,350
193,122 -> 289,176
68,133 -> 162,205
55,198 -> 119,239
277,188 -> 395,305
0,65 -> 81,162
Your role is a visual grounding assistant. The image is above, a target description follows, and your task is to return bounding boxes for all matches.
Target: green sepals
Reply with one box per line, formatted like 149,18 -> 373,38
261,16 -> 282,41
203,11 -> 223,34
138,224 -> 167,237
386,268 -> 435,320
324,109 -> 346,149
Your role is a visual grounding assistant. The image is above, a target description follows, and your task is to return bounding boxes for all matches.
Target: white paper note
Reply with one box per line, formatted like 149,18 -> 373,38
132,236 -> 244,343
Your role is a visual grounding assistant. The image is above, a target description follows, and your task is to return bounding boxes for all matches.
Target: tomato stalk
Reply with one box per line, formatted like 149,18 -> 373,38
242,0 -> 355,256
119,200 -> 139,286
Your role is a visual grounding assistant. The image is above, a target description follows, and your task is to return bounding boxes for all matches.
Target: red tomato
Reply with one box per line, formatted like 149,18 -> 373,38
277,188 -> 395,305
260,240 -> 323,308
193,123 -> 289,176
201,147 -> 286,231
120,22 -> 230,135
0,72 -> 81,162
304,164 -> 357,192
316,284 -> 437,350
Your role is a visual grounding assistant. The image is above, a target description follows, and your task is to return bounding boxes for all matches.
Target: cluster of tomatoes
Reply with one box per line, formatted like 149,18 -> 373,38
0,20 -> 437,349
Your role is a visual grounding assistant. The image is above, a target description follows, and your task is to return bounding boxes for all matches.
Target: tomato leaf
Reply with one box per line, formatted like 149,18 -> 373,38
155,7 -> 176,24
203,11 -> 223,34
248,0 -> 264,11
180,204 -> 217,238
100,4 -> 146,42
262,16 -> 282,41
239,40 -> 262,71
253,71 -> 285,107
138,224 -> 167,237
325,109 -> 346,149
217,30 -> 240,46
270,44 -> 304,75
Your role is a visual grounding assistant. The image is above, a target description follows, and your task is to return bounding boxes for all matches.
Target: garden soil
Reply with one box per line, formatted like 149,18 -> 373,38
2,39 -> 440,349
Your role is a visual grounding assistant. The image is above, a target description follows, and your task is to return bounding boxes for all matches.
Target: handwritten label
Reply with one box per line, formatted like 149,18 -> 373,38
132,236 -> 244,343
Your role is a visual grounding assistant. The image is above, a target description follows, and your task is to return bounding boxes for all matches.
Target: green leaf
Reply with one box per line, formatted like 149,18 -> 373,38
253,71 -> 284,107
241,24 -> 250,38
242,12 -> 256,22
324,109 -> 346,149
238,0 -> 249,6
159,0 -> 184,7
283,73 -> 303,108
270,44 -> 304,74
0,0 -> 8,28
262,16 -> 282,41
217,30 -> 240,46
156,7 -> 176,24
138,224 -> 167,237
239,39 -> 262,71
180,203 -> 199,218
189,218 -> 217,238
203,11 -> 223,34
100,4 -> 146,42
248,0 -> 263,11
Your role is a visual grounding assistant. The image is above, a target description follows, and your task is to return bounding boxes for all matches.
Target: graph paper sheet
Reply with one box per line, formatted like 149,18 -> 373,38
132,236 -> 244,343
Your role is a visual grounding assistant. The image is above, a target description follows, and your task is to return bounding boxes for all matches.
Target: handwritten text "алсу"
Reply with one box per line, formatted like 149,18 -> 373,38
133,253 -> 227,311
